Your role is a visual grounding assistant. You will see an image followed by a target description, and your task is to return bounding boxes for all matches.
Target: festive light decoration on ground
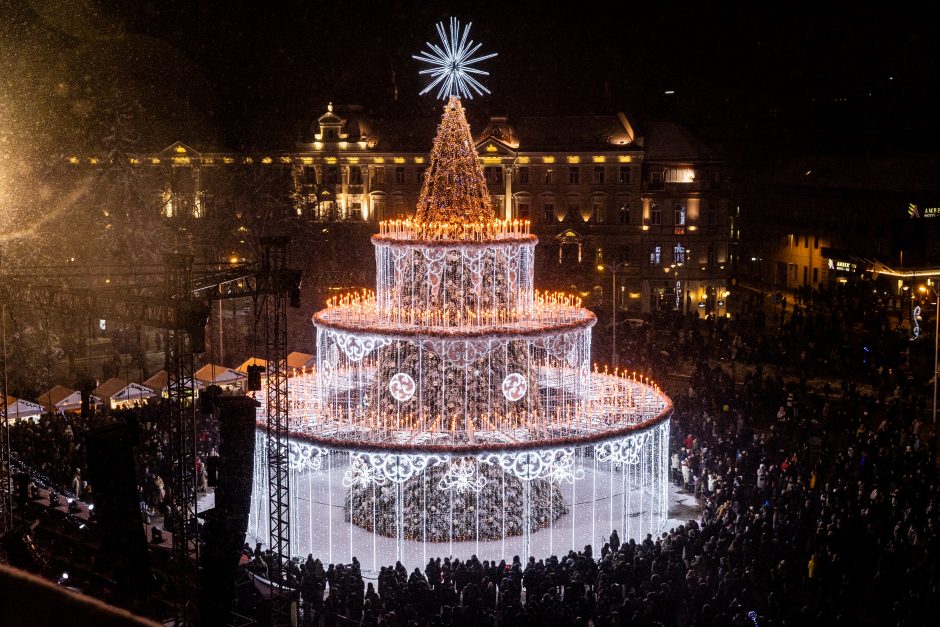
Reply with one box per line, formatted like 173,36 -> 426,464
413,17 -> 497,100
248,96 -> 672,571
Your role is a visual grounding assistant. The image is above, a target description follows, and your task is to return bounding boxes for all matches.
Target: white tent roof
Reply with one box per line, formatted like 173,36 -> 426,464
4,396 -> 43,421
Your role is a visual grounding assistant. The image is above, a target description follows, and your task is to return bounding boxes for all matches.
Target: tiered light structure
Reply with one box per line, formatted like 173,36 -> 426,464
249,97 -> 672,571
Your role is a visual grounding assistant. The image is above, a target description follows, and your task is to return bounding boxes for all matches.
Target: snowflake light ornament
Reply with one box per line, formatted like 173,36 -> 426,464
413,17 -> 497,100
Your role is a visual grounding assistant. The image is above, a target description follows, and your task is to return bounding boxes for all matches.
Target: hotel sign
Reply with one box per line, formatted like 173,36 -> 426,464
827,259 -> 856,273
909,203 -> 940,218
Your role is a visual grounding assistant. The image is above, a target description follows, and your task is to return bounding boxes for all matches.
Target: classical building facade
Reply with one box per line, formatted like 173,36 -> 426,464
66,103 -> 730,314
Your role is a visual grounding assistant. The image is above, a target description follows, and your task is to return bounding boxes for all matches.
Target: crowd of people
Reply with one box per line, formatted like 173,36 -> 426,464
7,281 -> 940,625
243,283 -> 938,626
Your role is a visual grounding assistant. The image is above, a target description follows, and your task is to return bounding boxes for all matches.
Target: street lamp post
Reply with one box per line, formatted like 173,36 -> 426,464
597,261 -> 630,368
918,284 -> 939,462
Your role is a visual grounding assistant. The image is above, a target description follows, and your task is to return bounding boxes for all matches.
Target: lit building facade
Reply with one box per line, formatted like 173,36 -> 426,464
65,103 -> 729,314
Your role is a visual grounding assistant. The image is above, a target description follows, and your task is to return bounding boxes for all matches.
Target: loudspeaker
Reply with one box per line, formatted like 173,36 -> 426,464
198,396 -> 259,626
246,365 -> 263,391
84,423 -> 153,604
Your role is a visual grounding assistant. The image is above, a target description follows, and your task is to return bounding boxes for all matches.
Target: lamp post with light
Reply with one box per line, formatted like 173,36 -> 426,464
918,283 -> 939,461
597,261 -> 630,368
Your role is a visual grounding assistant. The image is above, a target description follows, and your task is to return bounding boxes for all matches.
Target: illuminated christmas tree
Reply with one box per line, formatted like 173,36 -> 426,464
415,97 -> 494,225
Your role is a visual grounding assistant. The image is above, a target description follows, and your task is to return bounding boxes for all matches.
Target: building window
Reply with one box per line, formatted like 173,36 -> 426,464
650,169 -> 664,189
707,245 -> 717,267
484,166 -> 503,184
813,267 -> 819,283
417,167 -> 426,185
543,203 -> 555,222
619,204 -> 630,224
707,202 -> 717,226
649,244 -> 662,266
674,243 -> 686,264
674,203 -> 686,226
616,247 -> 630,265
394,166 -> 405,184
303,167 -> 317,186
650,204 -> 662,225
664,167 -> 695,183
518,167 -> 529,184
593,166 -> 605,184
518,203 -> 530,220
544,168 -> 555,184
804,235 -> 809,248
328,166 -> 339,184
349,167 -> 362,185
619,166 -> 631,185
595,247 -> 604,265
566,204 -> 580,222
569,167 -> 580,184
592,203 -> 603,223
814,236 -> 819,249
372,167 -> 386,185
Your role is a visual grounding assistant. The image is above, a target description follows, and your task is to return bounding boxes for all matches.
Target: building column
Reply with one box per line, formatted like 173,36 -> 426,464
363,165 -> 371,221
341,165 -> 349,217
504,165 -> 513,220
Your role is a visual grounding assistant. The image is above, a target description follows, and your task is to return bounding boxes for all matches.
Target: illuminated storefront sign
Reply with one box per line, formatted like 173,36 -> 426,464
827,259 -> 856,272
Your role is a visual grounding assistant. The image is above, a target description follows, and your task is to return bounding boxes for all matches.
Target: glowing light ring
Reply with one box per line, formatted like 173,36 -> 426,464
413,17 -> 498,100
314,313 -> 596,343
594,432 -> 652,466
438,459 -> 487,494
331,331 -> 391,362
388,372 -> 417,402
288,442 -> 329,473
501,372 -> 528,401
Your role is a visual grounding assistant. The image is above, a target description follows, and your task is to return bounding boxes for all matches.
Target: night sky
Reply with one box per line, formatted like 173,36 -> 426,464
3,1 -> 940,164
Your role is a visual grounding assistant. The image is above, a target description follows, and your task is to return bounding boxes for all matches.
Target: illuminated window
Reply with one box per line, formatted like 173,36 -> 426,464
619,204 -> 630,224
568,167 -> 580,184
373,167 -> 386,185
674,203 -> 686,226
593,166 -> 605,184
674,243 -> 686,264
650,204 -> 662,225
649,244 -> 662,266
619,166 -> 631,185
394,166 -> 405,184
543,203 -> 555,222
518,167 -> 529,184
544,168 -> 554,184
518,203 -> 530,220
665,167 -> 695,183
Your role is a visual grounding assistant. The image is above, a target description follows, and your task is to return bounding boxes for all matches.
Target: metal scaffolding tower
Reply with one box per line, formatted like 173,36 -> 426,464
164,254 -> 206,625
255,236 -> 298,624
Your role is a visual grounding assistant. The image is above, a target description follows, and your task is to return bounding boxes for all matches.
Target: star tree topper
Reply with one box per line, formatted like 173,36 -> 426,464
413,17 -> 497,100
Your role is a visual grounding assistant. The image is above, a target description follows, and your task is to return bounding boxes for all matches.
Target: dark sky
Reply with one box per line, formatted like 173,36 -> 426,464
4,1 -> 940,164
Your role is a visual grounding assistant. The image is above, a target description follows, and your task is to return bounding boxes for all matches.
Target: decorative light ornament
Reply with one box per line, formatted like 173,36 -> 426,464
501,372 -> 528,401
388,372 -> 416,402
413,17 -> 497,100
438,459 -> 487,494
